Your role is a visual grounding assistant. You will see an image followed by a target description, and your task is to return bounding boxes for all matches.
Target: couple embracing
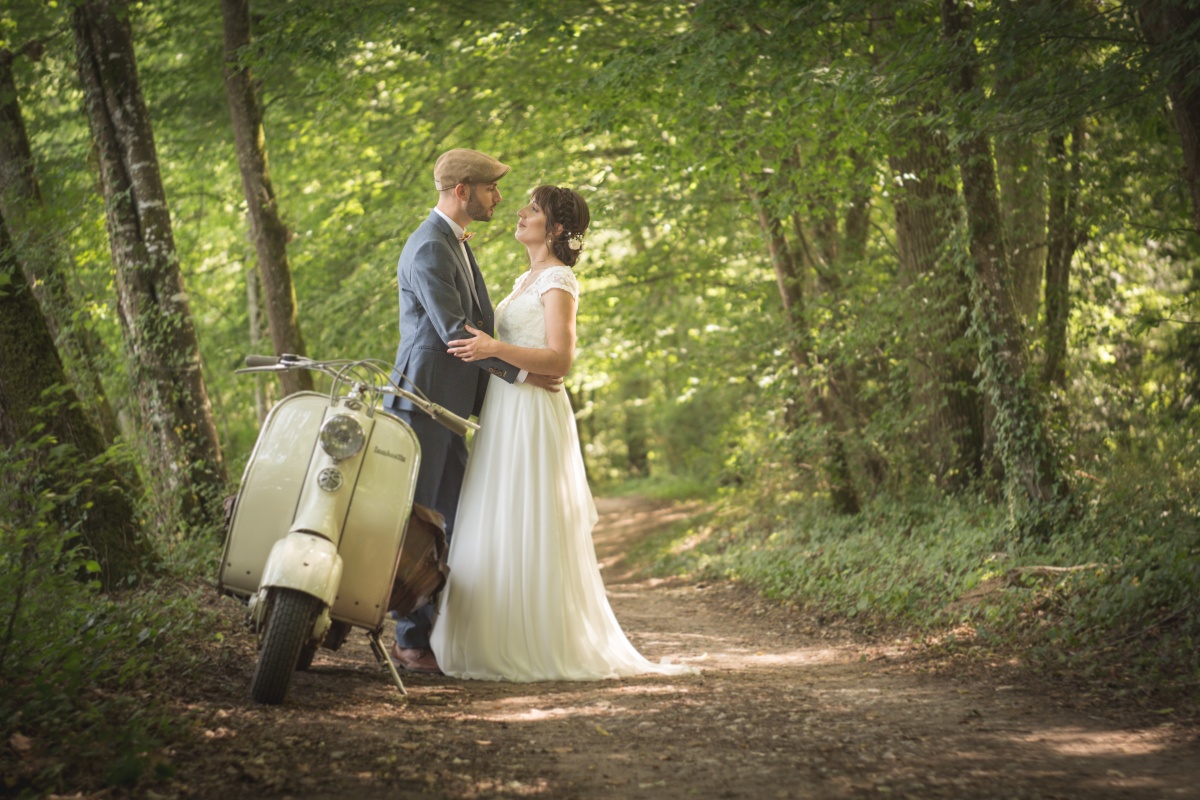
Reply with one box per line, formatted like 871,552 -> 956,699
384,148 -> 693,682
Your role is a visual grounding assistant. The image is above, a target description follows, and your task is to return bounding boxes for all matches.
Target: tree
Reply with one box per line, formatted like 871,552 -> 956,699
941,0 -> 1066,515
993,74 -> 1048,323
220,0 -> 311,396
888,112 -> 985,488
1041,123 -> 1085,389
746,168 -> 861,514
0,212 -> 146,587
1138,1 -> 1200,236
0,44 -> 119,442
71,0 -> 226,531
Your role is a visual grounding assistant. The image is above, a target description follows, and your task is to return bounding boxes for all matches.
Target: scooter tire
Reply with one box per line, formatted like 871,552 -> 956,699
251,588 -> 320,704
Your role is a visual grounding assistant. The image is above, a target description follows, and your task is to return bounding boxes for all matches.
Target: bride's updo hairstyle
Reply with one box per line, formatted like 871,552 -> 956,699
532,185 -> 590,268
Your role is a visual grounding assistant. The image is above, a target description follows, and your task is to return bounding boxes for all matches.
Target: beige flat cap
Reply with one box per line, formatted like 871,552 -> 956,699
433,149 -> 510,191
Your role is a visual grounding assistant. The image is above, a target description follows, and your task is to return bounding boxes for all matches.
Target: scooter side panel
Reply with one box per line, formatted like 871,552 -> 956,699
218,392 -> 328,597
331,413 -> 420,629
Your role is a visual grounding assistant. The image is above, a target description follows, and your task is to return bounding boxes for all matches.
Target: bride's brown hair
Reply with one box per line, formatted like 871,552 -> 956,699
531,185 -> 590,268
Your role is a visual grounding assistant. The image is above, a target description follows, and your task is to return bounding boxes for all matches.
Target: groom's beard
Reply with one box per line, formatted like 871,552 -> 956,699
466,188 -> 494,222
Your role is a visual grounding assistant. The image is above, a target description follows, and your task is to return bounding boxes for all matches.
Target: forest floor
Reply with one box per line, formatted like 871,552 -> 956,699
160,496 -> 1200,800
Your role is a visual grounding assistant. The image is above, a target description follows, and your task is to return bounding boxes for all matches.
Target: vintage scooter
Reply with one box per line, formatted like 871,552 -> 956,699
218,354 -> 476,704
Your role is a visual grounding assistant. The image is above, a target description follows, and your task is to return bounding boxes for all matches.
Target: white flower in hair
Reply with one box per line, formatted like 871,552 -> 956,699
567,232 -> 585,251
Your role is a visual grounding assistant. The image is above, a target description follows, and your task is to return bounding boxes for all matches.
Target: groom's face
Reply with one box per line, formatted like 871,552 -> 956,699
465,182 -> 502,222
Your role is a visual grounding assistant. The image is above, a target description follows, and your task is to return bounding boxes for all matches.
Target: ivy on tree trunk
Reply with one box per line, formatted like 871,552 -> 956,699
941,0 -> 1066,519
71,0 -> 227,532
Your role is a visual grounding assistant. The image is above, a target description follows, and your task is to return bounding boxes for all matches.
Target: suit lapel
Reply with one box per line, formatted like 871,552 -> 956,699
463,244 -> 492,331
433,217 -> 481,317
460,240 -> 483,317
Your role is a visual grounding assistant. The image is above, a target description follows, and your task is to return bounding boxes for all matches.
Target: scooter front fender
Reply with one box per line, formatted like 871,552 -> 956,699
260,532 -> 344,608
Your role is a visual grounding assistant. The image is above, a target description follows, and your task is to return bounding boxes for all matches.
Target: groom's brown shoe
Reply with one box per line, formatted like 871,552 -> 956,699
391,642 -> 442,675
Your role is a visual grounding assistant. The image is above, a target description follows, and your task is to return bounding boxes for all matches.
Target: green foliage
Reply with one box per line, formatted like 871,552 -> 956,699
0,428 -> 217,796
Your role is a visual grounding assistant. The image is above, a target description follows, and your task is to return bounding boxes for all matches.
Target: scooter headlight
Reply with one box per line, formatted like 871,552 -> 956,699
319,414 -> 365,461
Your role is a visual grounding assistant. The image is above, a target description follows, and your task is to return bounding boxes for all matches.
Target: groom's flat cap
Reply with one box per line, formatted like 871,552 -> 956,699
434,149 -> 510,191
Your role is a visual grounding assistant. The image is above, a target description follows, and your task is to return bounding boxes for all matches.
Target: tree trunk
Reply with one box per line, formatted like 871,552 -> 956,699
1041,124 -> 1085,389
748,178 -> 860,515
621,373 -> 650,477
0,214 -> 146,587
993,61 -> 1048,323
0,47 -> 120,443
842,148 -> 873,264
220,0 -> 311,395
1139,1 -> 1200,236
72,0 -> 227,531
941,0 -> 1066,514
995,133 -> 1047,322
246,266 -> 268,422
889,115 -> 985,488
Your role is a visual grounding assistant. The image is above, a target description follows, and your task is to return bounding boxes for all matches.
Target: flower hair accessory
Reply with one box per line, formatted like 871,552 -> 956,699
567,232 -> 585,251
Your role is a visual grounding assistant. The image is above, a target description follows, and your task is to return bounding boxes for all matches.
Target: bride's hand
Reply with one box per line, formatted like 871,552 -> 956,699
447,324 -> 497,361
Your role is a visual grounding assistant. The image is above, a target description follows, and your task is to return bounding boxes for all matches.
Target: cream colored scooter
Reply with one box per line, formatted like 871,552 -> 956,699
218,354 -> 476,704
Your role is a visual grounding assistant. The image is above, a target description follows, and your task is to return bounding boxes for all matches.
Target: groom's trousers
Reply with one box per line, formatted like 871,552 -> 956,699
388,409 -> 468,649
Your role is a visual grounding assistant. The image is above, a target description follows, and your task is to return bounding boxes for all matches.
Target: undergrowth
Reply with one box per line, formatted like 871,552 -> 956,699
0,424 -> 223,797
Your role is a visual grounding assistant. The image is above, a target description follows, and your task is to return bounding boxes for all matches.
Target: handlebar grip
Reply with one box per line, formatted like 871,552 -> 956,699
421,401 -> 479,436
244,355 -> 281,368
435,411 -> 473,438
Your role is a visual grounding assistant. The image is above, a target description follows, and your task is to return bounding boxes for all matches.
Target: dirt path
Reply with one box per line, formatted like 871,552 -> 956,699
170,497 -> 1200,799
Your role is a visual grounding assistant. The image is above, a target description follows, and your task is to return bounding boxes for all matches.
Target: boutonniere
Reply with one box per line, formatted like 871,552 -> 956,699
459,232 -> 475,243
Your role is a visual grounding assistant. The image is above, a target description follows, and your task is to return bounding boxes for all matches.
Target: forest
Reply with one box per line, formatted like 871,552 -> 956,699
2,0 -> 1199,795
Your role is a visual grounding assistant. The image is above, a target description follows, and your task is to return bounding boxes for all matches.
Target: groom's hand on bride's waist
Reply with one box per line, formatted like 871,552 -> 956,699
524,373 -> 563,393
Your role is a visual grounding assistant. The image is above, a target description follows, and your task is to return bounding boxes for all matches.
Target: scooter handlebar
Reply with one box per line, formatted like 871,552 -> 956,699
237,354 -> 308,374
429,405 -> 478,437
385,387 -> 480,435
236,355 -> 479,434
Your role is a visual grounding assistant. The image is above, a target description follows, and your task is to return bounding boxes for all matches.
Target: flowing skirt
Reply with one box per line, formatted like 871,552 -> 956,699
430,377 -> 693,681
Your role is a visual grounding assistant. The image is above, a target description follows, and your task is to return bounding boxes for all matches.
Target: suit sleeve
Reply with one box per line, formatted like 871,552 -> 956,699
408,239 -> 520,384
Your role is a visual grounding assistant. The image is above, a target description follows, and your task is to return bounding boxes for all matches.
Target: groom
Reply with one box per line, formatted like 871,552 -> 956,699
384,148 -> 559,674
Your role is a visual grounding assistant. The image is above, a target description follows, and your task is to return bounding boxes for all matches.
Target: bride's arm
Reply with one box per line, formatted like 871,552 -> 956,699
447,288 -> 575,376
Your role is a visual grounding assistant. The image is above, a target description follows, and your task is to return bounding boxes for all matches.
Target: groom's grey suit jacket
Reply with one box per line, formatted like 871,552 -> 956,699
385,210 -> 519,422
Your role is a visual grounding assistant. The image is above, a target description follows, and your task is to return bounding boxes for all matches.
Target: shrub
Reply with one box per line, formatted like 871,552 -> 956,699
0,424 -> 217,796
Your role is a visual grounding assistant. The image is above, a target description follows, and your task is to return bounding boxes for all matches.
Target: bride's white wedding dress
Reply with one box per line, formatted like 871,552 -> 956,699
430,266 -> 694,682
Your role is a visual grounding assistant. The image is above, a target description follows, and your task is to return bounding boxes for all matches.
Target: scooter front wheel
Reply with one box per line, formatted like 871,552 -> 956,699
296,642 -> 317,672
251,588 -> 321,704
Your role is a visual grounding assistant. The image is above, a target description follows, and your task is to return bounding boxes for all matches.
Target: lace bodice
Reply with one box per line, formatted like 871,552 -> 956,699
495,266 -> 579,349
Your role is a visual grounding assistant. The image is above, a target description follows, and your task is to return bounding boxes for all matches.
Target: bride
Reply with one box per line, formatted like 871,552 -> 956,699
429,185 -> 694,682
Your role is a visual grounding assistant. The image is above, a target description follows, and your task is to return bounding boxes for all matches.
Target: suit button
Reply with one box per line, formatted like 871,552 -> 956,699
476,320 -> 484,328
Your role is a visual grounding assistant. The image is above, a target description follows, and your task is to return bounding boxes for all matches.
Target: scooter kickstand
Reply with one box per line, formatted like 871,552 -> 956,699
369,631 -> 408,696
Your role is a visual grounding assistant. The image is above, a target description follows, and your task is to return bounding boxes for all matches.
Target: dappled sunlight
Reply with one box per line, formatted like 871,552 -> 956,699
629,627 -> 850,670
1023,726 -> 1170,758
465,682 -> 697,725
732,648 -> 847,668
488,704 -> 611,724
591,501 -> 706,543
